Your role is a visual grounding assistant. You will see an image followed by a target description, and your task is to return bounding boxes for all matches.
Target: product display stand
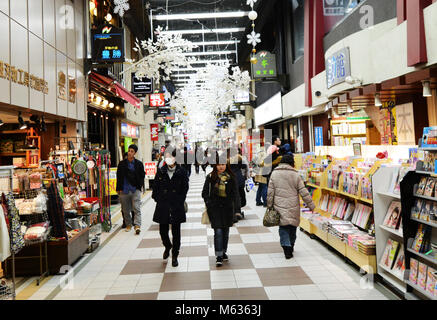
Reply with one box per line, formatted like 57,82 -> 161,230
400,169 -> 437,301
372,166 -> 407,294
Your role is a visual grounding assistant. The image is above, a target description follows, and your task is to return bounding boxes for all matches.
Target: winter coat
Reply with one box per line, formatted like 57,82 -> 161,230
202,173 -> 241,229
116,158 -> 145,192
152,165 -> 189,224
267,164 -> 315,227
229,155 -> 248,188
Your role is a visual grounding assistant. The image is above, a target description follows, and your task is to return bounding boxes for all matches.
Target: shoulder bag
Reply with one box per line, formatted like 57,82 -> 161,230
201,177 -> 211,225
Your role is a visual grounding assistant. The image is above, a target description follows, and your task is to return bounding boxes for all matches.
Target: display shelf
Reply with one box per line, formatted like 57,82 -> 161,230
306,182 -> 320,189
0,153 -> 26,157
377,191 -> 401,199
410,217 -> 437,229
378,264 -> 407,293
406,248 -> 437,266
413,192 -> 437,202
406,280 -> 437,300
379,224 -> 403,238
313,225 -> 328,242
418,147 -> 437,152
299,216 -> 313,234
327,234 -> 347,256
415,170 -> 437,176
345,245 -> 377,274
332,133 -> 366,137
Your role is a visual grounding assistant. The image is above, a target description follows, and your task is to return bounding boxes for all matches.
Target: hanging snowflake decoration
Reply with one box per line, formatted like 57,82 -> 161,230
113,0 -> 130,17
246,0 -> 257,8
247,31 -> 261,47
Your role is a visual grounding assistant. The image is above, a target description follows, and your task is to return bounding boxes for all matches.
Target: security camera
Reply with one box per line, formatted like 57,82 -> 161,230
315,91 -> 322,97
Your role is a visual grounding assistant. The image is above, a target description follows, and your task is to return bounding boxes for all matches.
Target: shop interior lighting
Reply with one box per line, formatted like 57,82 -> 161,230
109,103 -> 114,109
374,93 -> 382,107
423,81 -> 432,97
18,112 -> 27,129
102,100 -> 109,107
159,27 -> 245,35
96,96 -> 102,105
105,13 -> 112,22
0,119 -> 3,127
155,11 -> 249,21
115,106 -> 120,110
347,104 -> 354,113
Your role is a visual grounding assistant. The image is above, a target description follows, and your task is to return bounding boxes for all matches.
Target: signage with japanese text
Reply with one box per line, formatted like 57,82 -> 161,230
0,60 -> 48,94
121,122 -> 139,138
91,25 -> 125,63
145,162 -> 158,179
149,93 -> 165,107
325,47 -> 351,89
131,73 -> 153,96
314,127 -> 324,146
150,124 -> 159,141
323,0 -> 346,16
158,107 -> 171,116
252,51 -> 277,79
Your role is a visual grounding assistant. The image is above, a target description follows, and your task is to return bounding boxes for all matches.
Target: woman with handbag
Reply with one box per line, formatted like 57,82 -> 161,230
202,161 -> 241,266
152,150 -> 189,267
267,155 -> 315,259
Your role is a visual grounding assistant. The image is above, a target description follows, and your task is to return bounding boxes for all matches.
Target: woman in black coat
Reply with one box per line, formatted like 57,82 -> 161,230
202,162 -> 241,266
152,151 -> 189,267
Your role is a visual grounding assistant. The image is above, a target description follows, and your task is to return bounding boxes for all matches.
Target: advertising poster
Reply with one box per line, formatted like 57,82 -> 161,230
145,162 -> 158,179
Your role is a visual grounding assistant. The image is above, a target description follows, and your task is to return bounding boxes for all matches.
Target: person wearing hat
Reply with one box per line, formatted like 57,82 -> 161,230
267,154 -> 315,259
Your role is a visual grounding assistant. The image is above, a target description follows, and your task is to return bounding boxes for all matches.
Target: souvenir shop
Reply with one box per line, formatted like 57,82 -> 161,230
289,67 -> 437,301
0,124 -> 112,299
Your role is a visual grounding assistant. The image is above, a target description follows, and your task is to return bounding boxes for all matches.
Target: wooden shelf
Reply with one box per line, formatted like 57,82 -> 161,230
410,217 -> 437,229
407,248 -> 437,266
406,280 -> 437,300
379,224 -> 403,238
0,130 -> 30,134
0,153 -> 26,156
306,183 -> 321,189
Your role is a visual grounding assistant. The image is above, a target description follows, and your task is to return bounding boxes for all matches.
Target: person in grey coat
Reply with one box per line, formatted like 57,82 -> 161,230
267,155 -> 315,259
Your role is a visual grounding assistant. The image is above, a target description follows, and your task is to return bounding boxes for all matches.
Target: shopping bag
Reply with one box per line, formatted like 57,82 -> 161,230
254,174 -> 267,184
263,207 -> 280,227
201,210 -> 210,225
245,177 -> 255,192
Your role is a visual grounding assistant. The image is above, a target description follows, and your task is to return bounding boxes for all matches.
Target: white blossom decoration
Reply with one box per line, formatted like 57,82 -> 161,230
113,0 -> 130,17
247,31 -> 261,47
246,0 -> 257,8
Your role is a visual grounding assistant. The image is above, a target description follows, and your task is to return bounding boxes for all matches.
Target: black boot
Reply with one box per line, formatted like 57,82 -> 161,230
282,246 -> 293,259
163,246 -> 172,260
172,250 -> 179,267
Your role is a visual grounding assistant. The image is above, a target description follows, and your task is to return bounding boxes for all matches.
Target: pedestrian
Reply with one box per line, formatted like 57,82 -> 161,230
267,154 -> 315,259
281,143 -> 293,156
152,150 -> 189,267
227,148 -> 248,221
260,136 -> 282,207
180,147 -> 192,178
116,144 -> 145,235
202,159 -> 241,267
120,152 -> 135,229
194,146 -> 201,174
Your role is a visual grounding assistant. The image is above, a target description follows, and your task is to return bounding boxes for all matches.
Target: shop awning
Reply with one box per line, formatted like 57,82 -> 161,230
90,72 -> 141,108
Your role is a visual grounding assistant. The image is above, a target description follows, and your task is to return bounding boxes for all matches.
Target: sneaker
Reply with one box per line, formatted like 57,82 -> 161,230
163,247 -> 171,260
134,226 -> 140,235
222,253 -> 229,261
125,225 -> 132,232
216,256 -> 223,267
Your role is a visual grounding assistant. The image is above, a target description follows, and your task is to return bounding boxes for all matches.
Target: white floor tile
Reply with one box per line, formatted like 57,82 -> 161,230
289,284 -> 320,293
158,291 -> 185,300
185,290 -> 212,300
211,270 -> 235,282
317,283 -> 348,292
295,291 -> 328,300
107,287 -> 135,295
236,279 -> 263,288
324,290 -> 357,300
211,281 -> 238,289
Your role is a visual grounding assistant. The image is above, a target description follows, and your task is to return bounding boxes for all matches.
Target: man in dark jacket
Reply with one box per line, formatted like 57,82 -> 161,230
116,144 -> 145,235
152,150 -> 189,267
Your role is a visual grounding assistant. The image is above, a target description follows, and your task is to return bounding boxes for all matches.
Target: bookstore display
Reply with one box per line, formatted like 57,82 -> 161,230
330,119 -> 369,147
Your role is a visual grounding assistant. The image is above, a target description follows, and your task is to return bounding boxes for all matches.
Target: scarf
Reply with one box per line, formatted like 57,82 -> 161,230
217,172 -> 230,198
167,165 -> 177,179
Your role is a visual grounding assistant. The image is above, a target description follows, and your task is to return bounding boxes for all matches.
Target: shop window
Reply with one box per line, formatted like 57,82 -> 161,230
324,0 -> 362,33
290,0 -> 305,62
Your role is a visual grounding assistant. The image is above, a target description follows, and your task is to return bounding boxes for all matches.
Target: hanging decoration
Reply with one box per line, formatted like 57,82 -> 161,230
122,26 -> 198,82
246,0 -> 260,65
113,0 -> 130,17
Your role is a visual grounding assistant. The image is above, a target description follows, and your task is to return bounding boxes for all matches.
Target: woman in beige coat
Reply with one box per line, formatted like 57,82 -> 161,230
267,155 -> 315,259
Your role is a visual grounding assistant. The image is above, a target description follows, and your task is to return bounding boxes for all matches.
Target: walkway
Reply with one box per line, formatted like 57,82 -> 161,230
25,171 -> 399,300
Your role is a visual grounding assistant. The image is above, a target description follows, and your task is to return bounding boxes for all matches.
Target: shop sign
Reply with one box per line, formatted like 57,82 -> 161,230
58,71 -> 67,100
131,73 -> 153,96
149,93 -> 165,107
234,89 -> 250,103
124,137 -> 133,153
314,127 -> 323,146
145,162 -> 158,179
396,103 -> 415,145
158,107 -> 171,116
323,0 -> 346,16
251,51 -> 277,79
107,168 -> 118,196
150,124 -> 159,141
121,122 -> 139,138
91,25 -> 125,63
325,47 -> 351,89
0,60 -> 48,94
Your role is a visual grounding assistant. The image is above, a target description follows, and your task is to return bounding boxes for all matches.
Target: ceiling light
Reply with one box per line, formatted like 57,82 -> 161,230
102,100 -> 109,107
115,106 -> 120,110
96,96 -> 102,105
18,112 -> 27,129
347,104 -> 353,113
0,119 -> 4,127
105,13 -> 112,22
423,81 -> 432,97
182,50 -> 236,56
109,103 -> 114,109
155,11 -> 249,20
159,27 -> 245,35
374,93 -> 382,107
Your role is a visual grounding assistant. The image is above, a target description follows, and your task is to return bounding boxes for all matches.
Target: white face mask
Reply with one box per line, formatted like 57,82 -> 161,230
165,157 -> 175,166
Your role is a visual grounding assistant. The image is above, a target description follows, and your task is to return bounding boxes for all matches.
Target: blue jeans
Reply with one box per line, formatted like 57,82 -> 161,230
214,228 -> 230,257
256,183 -> 267,204
279,225 -> 297,247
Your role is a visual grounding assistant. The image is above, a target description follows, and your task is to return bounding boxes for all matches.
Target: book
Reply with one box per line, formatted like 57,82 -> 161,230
424,177 -> 436,197
417,262 -> 428,290
420,201 -> 431,222
393,167 -> 410,195
411,199 -> 424,219
344,203 -> 355,221
425,267 -> 436,296
381,239 -> 399,269
392,244 -> 405,278
383,201 -> 402,229
412,224 -> 426,252
409,258 -> 419,284
416,177 -> 428,196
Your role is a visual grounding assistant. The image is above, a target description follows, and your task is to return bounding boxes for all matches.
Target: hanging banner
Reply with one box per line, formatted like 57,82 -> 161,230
145,162 -> 158,179
150,124 -> 159,141
149,93 -> 165,107
326,47 -> 351,89
396,103 -> 415,145
314,127 -> 324,146
107,168 -> 118,196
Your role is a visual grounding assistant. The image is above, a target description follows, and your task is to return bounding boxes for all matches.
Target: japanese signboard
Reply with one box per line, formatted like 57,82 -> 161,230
131,73 -> 153,96
325,47 -> 351,89
323,0 -> 346,16
121,122 -> 139,138
314,127 -> 324,146
251,51 -> 277,79
150,124 -> 159,141
158,107 -> 171,116
145,162 -> 158,179
149,93 -> 165,107
91,25 -> 125,63
107,168 -> 118,196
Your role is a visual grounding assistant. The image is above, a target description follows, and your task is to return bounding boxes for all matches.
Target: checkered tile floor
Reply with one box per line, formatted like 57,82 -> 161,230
28,171 -> 399,300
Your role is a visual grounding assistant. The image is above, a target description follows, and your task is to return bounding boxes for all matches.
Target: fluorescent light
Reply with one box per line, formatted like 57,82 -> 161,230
155,11 -> 249,20
159,27 -> 246,35
194,40 -> 240,46
423,81 -> 432,97
183,50 -> 236,56
374,93 -> 382,106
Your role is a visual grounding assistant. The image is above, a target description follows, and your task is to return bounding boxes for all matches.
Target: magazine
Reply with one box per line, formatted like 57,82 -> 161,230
416,177 -> 428,196
424,177 -> 436,197
383,201 -> 402,229
409,258 -> 419,284
426,267 -> 436,296
417,262 -> 428,290
380,239 -> 399,269
392,244 -> 405,278
411,199 -> 424,219
393,167 -> 411,194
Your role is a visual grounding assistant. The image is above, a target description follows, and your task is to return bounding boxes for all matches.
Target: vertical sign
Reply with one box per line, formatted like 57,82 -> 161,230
251,51 -> 277,79
144,162 -> 158,179
150,124 -> 159,141
314,127 -> 324,146
325,47 -> 351,88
